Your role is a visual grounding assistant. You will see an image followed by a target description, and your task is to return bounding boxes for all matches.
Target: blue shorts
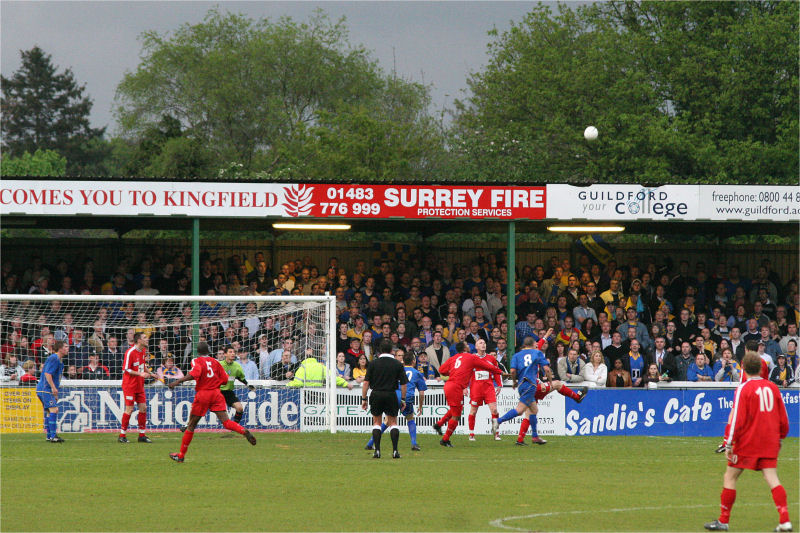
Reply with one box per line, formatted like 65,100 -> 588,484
396,391 -> 414,417
37,391 -> 58,410
518,381 -> 537,406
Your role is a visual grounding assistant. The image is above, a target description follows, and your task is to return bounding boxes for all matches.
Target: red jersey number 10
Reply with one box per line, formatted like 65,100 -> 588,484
755,386 -> 774,412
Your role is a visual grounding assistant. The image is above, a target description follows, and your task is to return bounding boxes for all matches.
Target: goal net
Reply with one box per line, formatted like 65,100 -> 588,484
0,295 -> 337,434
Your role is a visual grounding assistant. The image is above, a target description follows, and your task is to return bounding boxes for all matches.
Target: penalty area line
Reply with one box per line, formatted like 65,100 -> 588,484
489,502 -> 771,531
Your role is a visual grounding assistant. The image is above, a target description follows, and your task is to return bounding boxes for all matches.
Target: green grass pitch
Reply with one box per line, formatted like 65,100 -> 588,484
2,432 -> 797,531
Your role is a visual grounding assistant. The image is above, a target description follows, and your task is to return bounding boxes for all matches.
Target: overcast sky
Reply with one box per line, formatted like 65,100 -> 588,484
1,1 -> 548,134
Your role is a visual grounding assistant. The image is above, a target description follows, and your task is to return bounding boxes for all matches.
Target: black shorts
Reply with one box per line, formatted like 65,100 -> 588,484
369,390 -> 399,417
221,389 -> 240,407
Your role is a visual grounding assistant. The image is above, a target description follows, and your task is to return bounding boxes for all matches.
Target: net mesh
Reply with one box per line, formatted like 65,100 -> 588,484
0,296 -> 331,383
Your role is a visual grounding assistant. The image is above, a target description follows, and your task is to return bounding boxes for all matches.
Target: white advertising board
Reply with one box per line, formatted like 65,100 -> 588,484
546,184 -> 700,220
698,185 -> 800,221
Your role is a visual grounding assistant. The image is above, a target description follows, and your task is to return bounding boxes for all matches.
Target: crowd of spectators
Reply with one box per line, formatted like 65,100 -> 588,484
1,251 -> 798,389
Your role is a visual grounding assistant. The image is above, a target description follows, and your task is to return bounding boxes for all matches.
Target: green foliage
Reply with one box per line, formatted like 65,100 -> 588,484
2,433 -> 798,531
451,2 -> 798,184
114,8 -> 446,180
1,46 -> 105,175
0,148 -> 66,176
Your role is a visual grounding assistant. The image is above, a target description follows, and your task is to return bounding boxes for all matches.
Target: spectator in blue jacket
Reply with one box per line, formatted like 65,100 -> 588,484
687,353 -> 714,382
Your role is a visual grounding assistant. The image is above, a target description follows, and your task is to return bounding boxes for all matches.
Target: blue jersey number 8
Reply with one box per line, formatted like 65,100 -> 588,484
523,354 -> 532,367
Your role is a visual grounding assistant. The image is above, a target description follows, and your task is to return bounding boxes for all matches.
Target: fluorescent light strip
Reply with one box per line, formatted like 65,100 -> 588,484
272,223 -> 351,231
547,225 -> 625,233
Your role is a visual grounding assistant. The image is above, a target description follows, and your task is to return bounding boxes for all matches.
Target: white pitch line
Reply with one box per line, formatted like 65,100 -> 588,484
489,502 -> 772,531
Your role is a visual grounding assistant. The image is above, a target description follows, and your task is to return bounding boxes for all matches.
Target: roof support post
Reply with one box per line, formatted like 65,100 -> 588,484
192,217 -> 200,356
506,221 -> 516,356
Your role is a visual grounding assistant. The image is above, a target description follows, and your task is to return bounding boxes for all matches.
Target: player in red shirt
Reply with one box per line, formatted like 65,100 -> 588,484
704,352 -> 791,532
167,342 -> 256,462
433,342 -> 503,447
715,340 -> 772,453
119,333 -> 152,443
466,339 -> 503,441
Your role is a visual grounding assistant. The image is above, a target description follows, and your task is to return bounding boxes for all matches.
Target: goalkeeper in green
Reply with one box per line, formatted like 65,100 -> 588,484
219,346 -> 255,424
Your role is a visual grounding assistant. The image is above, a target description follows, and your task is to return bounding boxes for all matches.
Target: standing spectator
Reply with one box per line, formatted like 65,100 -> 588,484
103,336 -> 123,379
769,355 -> 794,388
674,342 -> 695,381
687,353 -> 714,382
79,354 -> 111,379
424,331 -> 450,370
19,360 -> 37,384
155,355 -> 184,385
602,331 -> 626,370
758,326 -> 781,359
0,354 -> 24,381
334,352 -> 351,381
270,351 -> 297,381
557,348 -> 585,384
606,358 -> 632,387
237,349 -> 259,382
641,363 -> 665,388
675,309 -> 698,344
350,354 -> 369,383
581,350 -> 607,387
713,349 -> 741,383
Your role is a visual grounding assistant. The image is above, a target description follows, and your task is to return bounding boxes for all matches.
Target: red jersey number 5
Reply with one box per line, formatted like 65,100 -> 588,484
205,361 -> 215,378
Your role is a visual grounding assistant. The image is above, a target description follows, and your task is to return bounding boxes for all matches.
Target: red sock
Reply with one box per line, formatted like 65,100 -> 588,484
468,414 -> 476,432
443,418 -> 459,441
137,412 -> 147,434
719,488 -> 736,523
558,385 -> 580,401
223,419 -> 246,435
120,412 -> 131,434
772,485 -> 790,524
179,429 -> 194,458
518,419 -> 530,441
436,411 -> 451,427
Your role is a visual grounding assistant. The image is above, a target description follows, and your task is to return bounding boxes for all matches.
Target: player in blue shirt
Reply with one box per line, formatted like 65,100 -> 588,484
36,340 -> 68,442
366,350 -> 428,451
499,336 -> 587,445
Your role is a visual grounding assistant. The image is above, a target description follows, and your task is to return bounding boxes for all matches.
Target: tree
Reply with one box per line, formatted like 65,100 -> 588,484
114,8 -> 446,180
0,149 -> 66,177
450,2 -> 798,184
1,46 -> 105,174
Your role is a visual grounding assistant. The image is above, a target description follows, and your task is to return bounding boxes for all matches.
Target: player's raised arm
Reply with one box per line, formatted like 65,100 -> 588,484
167,373 -> 194,389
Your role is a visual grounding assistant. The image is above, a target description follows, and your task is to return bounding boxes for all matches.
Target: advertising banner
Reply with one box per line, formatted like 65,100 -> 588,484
302,387 -> 565,435
305,184 -> 546,220
0,388 -> 43,433
0,180 -> 290,218
546,184 -> 699,220
49,386 -> 301,432
0,181 -> 546,220
698,185 -> 800,221
564,389 -> 799,437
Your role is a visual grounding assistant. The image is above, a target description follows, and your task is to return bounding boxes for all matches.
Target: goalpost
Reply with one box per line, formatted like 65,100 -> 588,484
0,294 -> 338,434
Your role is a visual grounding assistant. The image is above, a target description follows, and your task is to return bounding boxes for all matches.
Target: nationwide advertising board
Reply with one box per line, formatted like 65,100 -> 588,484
3,180 -> 797,222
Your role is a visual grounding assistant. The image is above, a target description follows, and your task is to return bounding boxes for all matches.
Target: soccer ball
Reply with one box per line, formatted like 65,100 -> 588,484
584,126 -> 598,141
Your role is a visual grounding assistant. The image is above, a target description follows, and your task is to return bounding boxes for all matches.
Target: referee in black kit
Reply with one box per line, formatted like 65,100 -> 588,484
361,340 -> 408,459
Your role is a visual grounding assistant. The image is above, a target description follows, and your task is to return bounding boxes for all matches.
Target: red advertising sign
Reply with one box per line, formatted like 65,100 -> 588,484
299,184 -> 546,220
